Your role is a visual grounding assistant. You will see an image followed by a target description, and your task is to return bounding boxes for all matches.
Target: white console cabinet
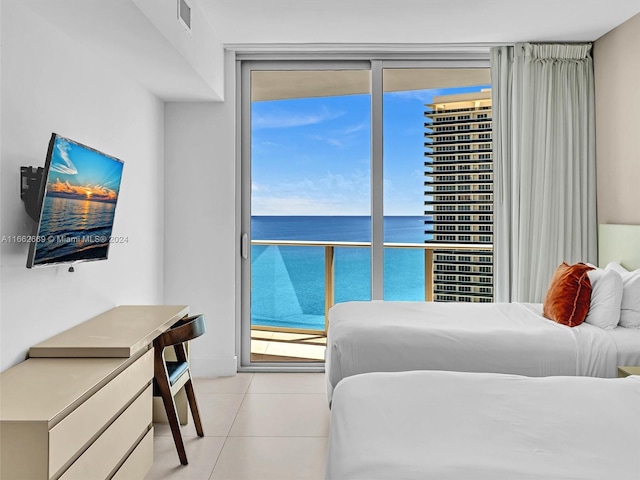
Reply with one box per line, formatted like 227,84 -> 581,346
0,305 -> 189,479
0,351 -> 153,479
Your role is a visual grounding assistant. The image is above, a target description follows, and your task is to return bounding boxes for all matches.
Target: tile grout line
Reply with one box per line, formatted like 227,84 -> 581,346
205,435 -> 229,480
207,373 -> 255,478
162,373 -> 329,479
209,387 -> 248,478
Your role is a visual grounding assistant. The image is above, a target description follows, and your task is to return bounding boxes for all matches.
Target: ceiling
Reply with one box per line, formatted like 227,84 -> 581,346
12,0 -> 640,102
200,0 -> 640,46
252,69 -> 492,101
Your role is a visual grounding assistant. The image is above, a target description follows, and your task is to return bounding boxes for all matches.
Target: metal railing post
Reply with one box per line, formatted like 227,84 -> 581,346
324,245 -> 335,333
425,248 -> 434,302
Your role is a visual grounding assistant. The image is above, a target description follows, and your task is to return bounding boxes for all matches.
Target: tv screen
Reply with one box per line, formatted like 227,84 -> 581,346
26,133 -> 124,268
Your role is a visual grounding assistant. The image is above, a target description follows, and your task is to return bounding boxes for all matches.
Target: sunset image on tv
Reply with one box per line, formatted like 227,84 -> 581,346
31,135 -> 124,266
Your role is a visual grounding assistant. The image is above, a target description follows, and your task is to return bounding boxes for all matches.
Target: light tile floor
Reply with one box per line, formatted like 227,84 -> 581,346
145,373 -> 329,480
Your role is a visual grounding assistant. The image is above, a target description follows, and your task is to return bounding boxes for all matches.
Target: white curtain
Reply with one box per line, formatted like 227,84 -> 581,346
491,43 -> 597,303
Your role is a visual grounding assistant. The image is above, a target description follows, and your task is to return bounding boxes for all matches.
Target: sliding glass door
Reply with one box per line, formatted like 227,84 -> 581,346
240,58 -> 491,369
241,63 -> 372,365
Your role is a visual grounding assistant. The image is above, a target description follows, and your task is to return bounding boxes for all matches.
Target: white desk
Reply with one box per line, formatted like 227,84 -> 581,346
29,305 -> 189,358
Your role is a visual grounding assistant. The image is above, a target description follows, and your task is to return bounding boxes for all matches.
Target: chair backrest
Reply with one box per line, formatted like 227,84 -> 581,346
154,314 -> 206,351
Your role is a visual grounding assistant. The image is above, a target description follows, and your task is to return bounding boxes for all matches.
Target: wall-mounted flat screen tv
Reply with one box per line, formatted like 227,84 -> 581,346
26,133 -> 124,268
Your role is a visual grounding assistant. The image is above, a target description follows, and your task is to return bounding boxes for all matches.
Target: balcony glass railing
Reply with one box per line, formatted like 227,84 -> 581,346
251,240 -> 493,334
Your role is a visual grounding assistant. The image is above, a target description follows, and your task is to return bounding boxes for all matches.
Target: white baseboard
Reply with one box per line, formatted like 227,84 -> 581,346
191,355 -> 238,377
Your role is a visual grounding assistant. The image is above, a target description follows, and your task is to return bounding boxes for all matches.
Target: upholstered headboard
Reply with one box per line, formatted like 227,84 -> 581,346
598,224 -> 640,270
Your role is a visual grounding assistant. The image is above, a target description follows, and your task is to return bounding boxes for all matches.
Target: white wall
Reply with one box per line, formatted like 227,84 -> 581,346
133,0 -> 224,100
0,1 -> 3,335
163,51 -> 238,376
0,0 -> 165,370
593,13 -> 640,225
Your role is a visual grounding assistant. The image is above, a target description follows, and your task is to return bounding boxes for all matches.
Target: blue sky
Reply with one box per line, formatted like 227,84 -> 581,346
46,136 -> 124,202
251,84 -> 488,216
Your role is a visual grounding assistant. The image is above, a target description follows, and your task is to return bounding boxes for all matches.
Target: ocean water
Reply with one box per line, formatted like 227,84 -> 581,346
251,216 -> 430,330
33,196 -> 116,265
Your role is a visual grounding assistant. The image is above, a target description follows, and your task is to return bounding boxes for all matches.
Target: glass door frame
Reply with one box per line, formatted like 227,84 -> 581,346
238,55 -> 490,371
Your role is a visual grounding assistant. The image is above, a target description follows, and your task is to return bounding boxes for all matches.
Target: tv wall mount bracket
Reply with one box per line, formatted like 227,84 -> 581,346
20,166 -> 44,222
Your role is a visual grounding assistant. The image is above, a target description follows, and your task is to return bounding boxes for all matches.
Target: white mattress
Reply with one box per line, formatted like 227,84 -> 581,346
326,301 -> 621,402
326,370 -> 640,480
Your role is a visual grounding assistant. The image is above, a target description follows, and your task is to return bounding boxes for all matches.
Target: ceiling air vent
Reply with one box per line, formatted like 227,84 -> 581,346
178,0 -> 192,31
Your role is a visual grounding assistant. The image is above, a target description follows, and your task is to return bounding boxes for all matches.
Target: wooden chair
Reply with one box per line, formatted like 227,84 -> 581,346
153,314 -> 206,465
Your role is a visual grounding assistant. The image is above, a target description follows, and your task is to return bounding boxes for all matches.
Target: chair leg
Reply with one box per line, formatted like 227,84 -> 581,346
156,374 -> 189,465
184,378 -> 204,437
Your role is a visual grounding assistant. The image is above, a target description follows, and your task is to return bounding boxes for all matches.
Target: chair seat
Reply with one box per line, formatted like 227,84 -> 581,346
166,361 -> 189,386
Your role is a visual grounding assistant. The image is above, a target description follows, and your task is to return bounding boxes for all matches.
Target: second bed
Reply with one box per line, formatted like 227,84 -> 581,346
326,370 -> 640,479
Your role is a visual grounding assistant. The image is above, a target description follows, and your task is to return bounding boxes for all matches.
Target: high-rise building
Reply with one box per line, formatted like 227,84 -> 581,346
423,89 -> 493,302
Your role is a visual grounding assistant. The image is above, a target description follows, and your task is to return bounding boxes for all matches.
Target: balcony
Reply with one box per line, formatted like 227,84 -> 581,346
250,240 -> 493,340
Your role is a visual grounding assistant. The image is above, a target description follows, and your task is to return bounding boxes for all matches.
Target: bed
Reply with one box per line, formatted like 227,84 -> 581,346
326,370 -> 640,480
325,224 -> 640,402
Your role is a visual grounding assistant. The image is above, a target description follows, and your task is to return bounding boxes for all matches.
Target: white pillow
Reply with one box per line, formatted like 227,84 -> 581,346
605,262 -> 640,328
606,261 -> 629,275
585,267 -> 623,329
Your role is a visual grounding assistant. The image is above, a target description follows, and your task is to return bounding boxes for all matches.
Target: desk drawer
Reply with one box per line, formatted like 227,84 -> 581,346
59,385 -> 152,480
49,349 -> 153,476
112,427 -> 154,480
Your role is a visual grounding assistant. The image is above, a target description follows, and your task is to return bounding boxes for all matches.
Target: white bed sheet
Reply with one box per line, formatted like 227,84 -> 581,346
607,325 -> 640,366
326,301 -> 619,402
326,370 -> 640,480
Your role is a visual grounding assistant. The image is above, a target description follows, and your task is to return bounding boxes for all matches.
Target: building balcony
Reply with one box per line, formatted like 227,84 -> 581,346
426,189 -> 494,196
249,238 -> 496,361
424,200 -> 493,206
422,117 -> 493,126
250,239 -> 494,335
428,158 -> 493,164
424,137 -> 493,145
424,105 -> 492,115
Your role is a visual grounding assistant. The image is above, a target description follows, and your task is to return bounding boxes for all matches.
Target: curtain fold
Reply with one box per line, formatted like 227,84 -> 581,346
491,43 -> 597,303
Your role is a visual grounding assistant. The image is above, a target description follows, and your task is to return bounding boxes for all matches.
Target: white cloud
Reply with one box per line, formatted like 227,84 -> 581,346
305,122 -> 368,148
252,170 -> 371,216
252,106 -> 344,129
50,138 -> 78,175
253,195 -> 369,216
386,88 -> 447,103
307,134 -> 344,148
342,123 -> 368,135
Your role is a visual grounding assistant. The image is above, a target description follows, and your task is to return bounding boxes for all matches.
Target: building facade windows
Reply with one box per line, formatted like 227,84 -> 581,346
424,89 -> 494,302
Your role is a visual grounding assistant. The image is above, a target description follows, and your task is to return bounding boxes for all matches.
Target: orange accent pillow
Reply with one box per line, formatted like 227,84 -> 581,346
543,262 -> 594,327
